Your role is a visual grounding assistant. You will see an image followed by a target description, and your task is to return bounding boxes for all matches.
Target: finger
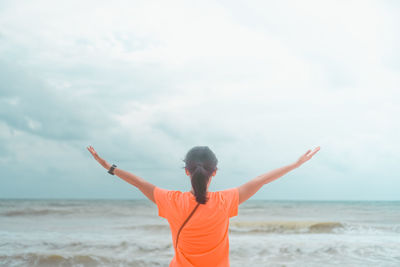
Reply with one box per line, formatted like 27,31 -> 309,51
304,149 -> 311,157
89,149 -> 96,156
310,146 -> 321,157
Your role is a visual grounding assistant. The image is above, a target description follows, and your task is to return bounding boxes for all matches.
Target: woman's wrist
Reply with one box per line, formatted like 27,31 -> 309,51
105,162 -> 112,170
99,158 -> 111,170
292,161 -> 301,169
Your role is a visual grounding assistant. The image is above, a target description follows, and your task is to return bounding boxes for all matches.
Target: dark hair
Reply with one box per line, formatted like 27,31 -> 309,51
182,146 -> 218,204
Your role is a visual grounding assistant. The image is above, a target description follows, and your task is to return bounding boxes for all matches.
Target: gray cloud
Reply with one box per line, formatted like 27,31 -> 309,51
0,0 -> 399,200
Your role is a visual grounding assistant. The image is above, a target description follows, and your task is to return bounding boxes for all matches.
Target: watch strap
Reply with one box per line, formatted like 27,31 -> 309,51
108,164 -> 117,175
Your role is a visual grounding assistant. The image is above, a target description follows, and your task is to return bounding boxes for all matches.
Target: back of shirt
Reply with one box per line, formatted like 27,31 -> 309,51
153,186 -> 239,267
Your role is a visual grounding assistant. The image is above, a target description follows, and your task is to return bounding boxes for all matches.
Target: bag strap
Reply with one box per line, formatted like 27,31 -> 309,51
175,202 -> 201,250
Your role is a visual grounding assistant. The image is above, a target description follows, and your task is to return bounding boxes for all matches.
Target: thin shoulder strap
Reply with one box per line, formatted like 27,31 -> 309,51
175,202 -> 201,250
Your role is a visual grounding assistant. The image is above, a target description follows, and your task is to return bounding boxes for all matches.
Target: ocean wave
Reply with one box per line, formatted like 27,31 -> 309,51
0,252 -> 165,267
0,208 -> 140,217
1,239 -> 172,253
0,208 -> 75,217
119,224 -> 170,231
341,223 -> 400,235
229,221 -> 344,234
0,253 -> 110,267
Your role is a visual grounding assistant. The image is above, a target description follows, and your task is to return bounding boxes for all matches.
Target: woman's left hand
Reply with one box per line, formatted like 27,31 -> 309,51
87,145 -> 111,170
295,146 -> 320,168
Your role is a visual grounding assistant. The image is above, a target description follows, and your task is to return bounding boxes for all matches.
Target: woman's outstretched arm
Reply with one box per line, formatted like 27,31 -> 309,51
87,145 -> 156,204
238,146 -> 320,205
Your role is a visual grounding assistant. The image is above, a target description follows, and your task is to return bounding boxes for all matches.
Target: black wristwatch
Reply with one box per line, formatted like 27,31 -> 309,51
108,164 -> 117,175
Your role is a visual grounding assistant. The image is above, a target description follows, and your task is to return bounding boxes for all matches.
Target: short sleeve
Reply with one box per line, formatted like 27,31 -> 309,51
220,187 -> 239,218
153,186 -> 170,218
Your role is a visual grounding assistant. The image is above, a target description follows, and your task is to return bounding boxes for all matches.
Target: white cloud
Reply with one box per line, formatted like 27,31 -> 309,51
0,0 -> 399,200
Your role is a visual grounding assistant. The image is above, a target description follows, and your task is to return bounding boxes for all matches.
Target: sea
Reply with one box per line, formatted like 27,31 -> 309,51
0,199 -> 399,267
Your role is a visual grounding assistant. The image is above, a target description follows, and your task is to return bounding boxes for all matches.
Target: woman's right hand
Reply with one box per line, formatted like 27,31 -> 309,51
87,145 -> 111,170
295,146 -> 320,168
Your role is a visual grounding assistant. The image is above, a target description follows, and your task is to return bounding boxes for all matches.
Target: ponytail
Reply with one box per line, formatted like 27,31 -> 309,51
183,146 -> 218,205
190,165 -> 210,204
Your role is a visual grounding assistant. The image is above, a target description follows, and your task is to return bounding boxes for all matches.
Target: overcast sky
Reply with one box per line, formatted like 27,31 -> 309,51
0,0 -> 399,200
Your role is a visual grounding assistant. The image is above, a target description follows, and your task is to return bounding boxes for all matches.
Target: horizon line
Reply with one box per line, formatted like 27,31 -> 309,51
0,197 -> 399,202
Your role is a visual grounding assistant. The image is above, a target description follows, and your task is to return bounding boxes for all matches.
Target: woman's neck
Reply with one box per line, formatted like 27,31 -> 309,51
190,190 -> 209,196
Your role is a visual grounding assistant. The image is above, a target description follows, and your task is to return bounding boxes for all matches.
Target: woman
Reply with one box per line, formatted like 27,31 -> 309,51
87,145 -> 320,266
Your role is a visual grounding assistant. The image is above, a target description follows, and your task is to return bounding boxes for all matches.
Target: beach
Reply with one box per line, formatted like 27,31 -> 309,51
1,198 -> 399,266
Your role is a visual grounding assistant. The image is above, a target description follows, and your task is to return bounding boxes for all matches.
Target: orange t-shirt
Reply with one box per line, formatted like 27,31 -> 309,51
153,186 -> 239,267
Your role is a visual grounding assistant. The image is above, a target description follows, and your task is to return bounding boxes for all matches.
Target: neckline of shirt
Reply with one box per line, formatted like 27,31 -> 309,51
187,191 -> 212,199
